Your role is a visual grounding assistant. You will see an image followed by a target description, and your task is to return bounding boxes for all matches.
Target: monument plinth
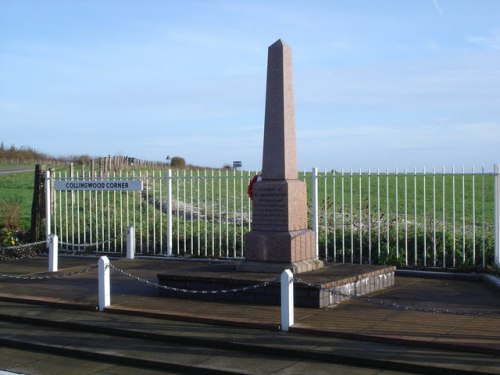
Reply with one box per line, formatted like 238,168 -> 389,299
239,40 -> 323,274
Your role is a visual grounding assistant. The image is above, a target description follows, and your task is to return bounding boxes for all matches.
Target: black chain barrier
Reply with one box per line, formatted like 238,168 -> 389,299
0,240 -> 46,261
59,232 -> 126,251
0,264 -> 98,280
294,277 -> 500,316
109,264 -> 279,295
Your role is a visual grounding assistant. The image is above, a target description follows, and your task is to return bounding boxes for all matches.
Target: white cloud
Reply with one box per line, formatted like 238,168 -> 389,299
432,0 -> 444,15
467,30 -> 500,50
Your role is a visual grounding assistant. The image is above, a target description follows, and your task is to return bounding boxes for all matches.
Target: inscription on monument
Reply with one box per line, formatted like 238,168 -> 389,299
252,184 -> 288,230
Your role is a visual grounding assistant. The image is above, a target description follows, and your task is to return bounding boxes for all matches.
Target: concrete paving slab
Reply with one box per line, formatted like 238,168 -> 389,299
0,347 -> 179,375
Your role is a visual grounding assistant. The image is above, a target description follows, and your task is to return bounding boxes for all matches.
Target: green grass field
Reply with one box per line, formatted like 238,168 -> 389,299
0,170 -> 35,228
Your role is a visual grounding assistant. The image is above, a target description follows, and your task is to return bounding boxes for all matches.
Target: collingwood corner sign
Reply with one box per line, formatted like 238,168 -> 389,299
54,180 -> 143,191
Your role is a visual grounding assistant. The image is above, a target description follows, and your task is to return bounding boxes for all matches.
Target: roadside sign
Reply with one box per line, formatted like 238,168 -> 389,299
54,180 -> 143,191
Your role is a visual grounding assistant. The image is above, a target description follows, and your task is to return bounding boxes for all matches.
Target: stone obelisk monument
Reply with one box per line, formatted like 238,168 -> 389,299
239,40 -> 323,274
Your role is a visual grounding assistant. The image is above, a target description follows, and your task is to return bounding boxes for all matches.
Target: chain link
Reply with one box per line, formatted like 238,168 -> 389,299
0,264 -> 98,280
110,264 -> 279,295
294,277 -> 500,316
0,240 -> 46,252
0,240 -> 46,262
59,233 -> 125,250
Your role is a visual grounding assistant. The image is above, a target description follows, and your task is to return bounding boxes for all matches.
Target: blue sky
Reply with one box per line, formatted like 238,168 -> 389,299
1,0 -> 499,171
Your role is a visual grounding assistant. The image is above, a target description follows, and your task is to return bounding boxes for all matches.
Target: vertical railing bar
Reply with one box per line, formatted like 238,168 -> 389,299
452,166 -> 456,268
341,169 -> 345,263
240,170 -> 244,257
120,170 -> 123,252
182,170 -> 186,254
219,170 -> 222,256
139,171 -> 143,254
58,172 -> 63,250
358,168 -> 362,264
211,170 -> 215,257
95,171 -> 99,252
462,166 -> 466,265
368,169 -> 371,264
312,168 -> 319,259
324,169 -> 328,261
205,170 -> 208,257
131,171 -> 135,254
87,171 -> 91,250
414,167 -> 418,266
404,168 -> 408,265
332,170 -> 336,262
377,168 -> 381,259
152,170 -> 156,254
472,165 -> 476,264
247,171 -> 252,233
226,169 -> 229,257
197,170 -> 201,256
350,169 -> 354,264
395,168 -> 399,260
233,169 -> 236,258
481,166 -> 485,267
176,170 -> 181,255
146,171 -> 150,254
96,171 -> 105,252
51,172 -> 57,248
190,170 -> 194,255
75,171 -> 82,248
159,170 -> 163,254
101,171 -> 105,252
71,170 -> 75,249
81,167 -> 85,247
76,171 -> 81,248
432,167 -> 436,267
165,169 -> 172,256
386,169 -> 390,257
113,171 -> 117,252
494,164 -> 500,266
106,171 -> 110,252
125,170 -> 129,231
68,173 -> 75,249
423,167 -> 427,267
442,166 -> 446,268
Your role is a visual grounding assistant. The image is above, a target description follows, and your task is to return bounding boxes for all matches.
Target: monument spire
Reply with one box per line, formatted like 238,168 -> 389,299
262,39 -> 297,180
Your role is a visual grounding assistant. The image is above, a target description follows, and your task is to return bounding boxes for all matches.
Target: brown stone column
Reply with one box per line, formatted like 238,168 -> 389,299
239,40 -> 323,274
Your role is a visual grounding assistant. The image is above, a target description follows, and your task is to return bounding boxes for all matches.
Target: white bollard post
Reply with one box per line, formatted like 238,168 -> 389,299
126,226 -> 135,259
280,269 -> 294,332
494,164 -> 500,266
311,167 -> 319,259
48,234 -> 58,272
98,256 -> 110,311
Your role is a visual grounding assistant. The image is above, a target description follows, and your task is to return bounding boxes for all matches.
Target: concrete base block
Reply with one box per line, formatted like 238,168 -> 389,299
244,229 -> 316,263
158,262 -> 396,308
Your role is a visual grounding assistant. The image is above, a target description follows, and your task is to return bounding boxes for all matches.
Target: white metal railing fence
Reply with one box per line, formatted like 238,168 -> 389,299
47,165 -> 500,269
307,166 -> 499,269
48,169 -> 255,258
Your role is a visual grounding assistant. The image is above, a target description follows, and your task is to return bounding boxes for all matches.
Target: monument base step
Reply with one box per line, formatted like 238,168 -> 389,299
236,259 -> 324,274
157,261 -> 395,308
